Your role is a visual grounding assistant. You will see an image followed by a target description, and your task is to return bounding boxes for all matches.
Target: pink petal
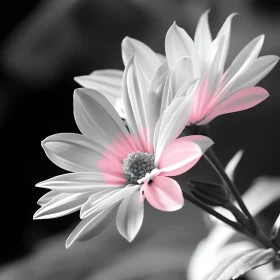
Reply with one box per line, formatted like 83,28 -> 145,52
202,86 -> 269,124
144,176 -> 184,212
158,136 -> 213,176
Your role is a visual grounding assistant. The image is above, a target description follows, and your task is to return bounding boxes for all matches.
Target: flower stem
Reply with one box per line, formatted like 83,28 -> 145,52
183,191 -> 251,237
203,147 -> 278,250
204,147 -> 258,232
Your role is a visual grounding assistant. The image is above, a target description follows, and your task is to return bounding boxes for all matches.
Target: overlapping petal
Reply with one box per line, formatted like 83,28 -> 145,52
66,204 -> 117,248
158,135 -> 214,176
36,172 -> 126,193
122,37 -> 162,81
116,187 -> 144,242
143,176 -> 184,212
34,192 -> 92,219
37,190 -> 61,206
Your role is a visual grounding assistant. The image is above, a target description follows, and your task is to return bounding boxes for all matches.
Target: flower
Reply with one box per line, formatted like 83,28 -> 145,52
76,11 -> 279,126
165,10 -> 279,125
34,56 -> 213,248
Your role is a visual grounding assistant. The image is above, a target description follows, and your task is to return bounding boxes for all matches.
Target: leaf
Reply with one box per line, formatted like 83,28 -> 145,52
225,150 -> 244,181
206,248 -> 275,280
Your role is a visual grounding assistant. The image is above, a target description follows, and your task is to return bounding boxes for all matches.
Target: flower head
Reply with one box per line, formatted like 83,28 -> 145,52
35,56 -> 213,247
76,11 -> 279,127
165,11 -> 279,125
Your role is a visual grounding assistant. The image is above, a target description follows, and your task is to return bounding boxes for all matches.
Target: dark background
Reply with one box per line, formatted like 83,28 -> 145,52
0,0 -> 280,279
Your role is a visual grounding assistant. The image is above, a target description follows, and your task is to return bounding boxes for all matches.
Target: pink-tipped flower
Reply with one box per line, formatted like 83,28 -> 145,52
165,10 -> 279,125
34,56 -> 213,248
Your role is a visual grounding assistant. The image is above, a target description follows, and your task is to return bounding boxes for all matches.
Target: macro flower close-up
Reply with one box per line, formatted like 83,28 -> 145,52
34,55 -> 213,247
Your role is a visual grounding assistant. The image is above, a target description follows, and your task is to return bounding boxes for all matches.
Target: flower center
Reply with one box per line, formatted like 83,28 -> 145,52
123,151 -> 155,184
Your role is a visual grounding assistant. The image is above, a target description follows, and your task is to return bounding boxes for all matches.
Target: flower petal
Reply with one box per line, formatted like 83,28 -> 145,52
201,86 -> 269,125
220,35 -> 265,99
154,97 -> 193,165
42,133 -> 120,173
122,55 -> 151,150
121,37 -> 161,81
158,135 -> 214,176
66,204 -> 117,248
144,176 -> 184,211
80,186 -> 134,219
227,55 -> 279,95
165,22 -> 199,75
116,187 -> 144,242
74,88 -> 130,149
34,192 -> 92,219
74,70 -> 125,118
172,56 -> 194,97
37,190 -> 61,206
36,172 -> 126,193
194,9 -> 212,60
214,13 -> 237,73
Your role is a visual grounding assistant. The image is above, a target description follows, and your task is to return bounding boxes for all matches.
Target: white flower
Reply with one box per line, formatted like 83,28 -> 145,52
34,55 -> 213,248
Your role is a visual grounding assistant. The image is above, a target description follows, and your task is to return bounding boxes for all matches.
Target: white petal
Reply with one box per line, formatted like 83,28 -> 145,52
220,35 -> 265,100
42,133 -> 119,172
165,22 -> 200,75
156,53 -> 166,63
74,69 -> 122,99
37,190 -> 61,206
122,55 -> 150,150
36,172 -> 125,193
172,56 -> 194,97
214,13 -> 237,73
34,192 -> 91,219
194,9 -> 212,60
159,72 -> 172,114
227,55 -> 279,95
154,96 -> 193,165
80,186 -> 135,219
148,62 -> 169,96
116,187 -> 144,242
121,37 -> 161,81
74,88 -> 129,147
66,204 -> 117,248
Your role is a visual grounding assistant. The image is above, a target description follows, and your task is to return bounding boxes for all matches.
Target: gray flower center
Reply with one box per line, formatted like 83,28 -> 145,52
123,151 -> 155,184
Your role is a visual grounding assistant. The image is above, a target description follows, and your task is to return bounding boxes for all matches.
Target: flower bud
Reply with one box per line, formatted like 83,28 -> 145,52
186,180 -> 231,207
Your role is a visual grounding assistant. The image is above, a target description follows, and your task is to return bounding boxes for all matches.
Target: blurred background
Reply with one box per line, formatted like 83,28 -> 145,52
0,0 -> 280,279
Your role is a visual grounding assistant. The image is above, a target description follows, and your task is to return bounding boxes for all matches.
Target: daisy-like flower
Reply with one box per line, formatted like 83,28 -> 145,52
165,10 -> 279,125
76,11 -> 279,127
34,56 -> 213,248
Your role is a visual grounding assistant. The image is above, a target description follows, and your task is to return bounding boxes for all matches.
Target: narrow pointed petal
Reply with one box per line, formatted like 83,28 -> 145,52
158,135 -> 214,176
159,72 -> 172,114
74,88 -> 130,149
80,187 -> 134,219
165,22 -> 200,75
148,62 -> 169,95
34,192 -> 91,219
36,172 -> 126,193
227,55 -> 279,95
74,70 -> 125,118
37,190 -> 61,206
172,56 -> 194,97
144,176 -> 184,212
122,37 -> 161,80
42,133 -> 121,173
204,36 -> 225,93
116,187 -> 144,242
66,204 -> 117,248
156,53 -> 166,63
154,97 -> 193,165
201,86 -> 269,125
122,55 -> 150,150
215,13 -> 237,72
194,9 -> 212,60
221,35 -> 265,97
74,69 -> 122,100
